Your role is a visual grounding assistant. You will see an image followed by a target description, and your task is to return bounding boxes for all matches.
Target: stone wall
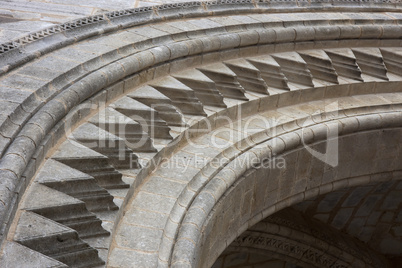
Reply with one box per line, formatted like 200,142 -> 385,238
0,1 -> 401,267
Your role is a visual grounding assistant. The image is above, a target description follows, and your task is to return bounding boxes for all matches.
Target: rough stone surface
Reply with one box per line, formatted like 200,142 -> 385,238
0,2 -> 401,268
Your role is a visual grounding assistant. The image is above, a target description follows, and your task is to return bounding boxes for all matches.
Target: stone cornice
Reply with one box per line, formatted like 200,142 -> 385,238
0,0 -> 401,74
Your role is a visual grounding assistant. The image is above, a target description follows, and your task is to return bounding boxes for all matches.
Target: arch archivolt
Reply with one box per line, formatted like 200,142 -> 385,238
0,2 -> 401,267
167,102 -> 402,267
219,202 -> 394,268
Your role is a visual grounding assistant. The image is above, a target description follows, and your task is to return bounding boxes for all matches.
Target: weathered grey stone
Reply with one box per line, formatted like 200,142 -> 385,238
90,107 -> 156,152
299,50 -> 339,84
70,122 -> 140,169
198,63 -> 248,100
224,58 -> 269,94
0,241 -> 67,268
0,86 -> 31,104
115,224 -> 163,252
53,140 -> 128,189
273,28 -> 296,43
272,52 -> 314,87
36,159 -> 118,212
325,48 -> 363,81
14,211 -> 104,267
0,74 -> 48,93
353,47 -> 389,81
150,76 -> 206,116
108,248 -> 158,267
173,69 -> 226,108
128,85 -> 186,127
142,176 -> 186,198
23,183 -> 109,239
132,191 -> 176,214
124,208 -> 168,229
247,55 -> 290,91
1,4 -> 402,267
111,96 -> 172,139
380,48 -> 402,76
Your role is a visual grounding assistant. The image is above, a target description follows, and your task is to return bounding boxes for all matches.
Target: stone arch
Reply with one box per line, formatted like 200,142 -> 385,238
169,110 -> 402,267
214,176 -> 402,267
0,1 -> 401,267
219,205 -> 393,268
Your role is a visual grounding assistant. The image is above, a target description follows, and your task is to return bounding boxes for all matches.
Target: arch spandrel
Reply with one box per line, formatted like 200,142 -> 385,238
0,1 -> 401,267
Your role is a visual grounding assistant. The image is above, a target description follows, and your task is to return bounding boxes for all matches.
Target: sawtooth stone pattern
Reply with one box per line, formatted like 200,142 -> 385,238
0,1 -> 401,267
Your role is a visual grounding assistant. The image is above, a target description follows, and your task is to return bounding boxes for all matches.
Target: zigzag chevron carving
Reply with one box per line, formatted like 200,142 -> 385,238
272,52 -> 315,87
325,48 -> 363,82
224,58 -> 269,94
299,50 -> 339,84
352,48 -> 389,80
11,46 -> 402,267
173,69 -> 227,108
247,55 -> 290,91
381,48 -> 402,76
14,211 -> 104,268
198,63 -> 249,100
